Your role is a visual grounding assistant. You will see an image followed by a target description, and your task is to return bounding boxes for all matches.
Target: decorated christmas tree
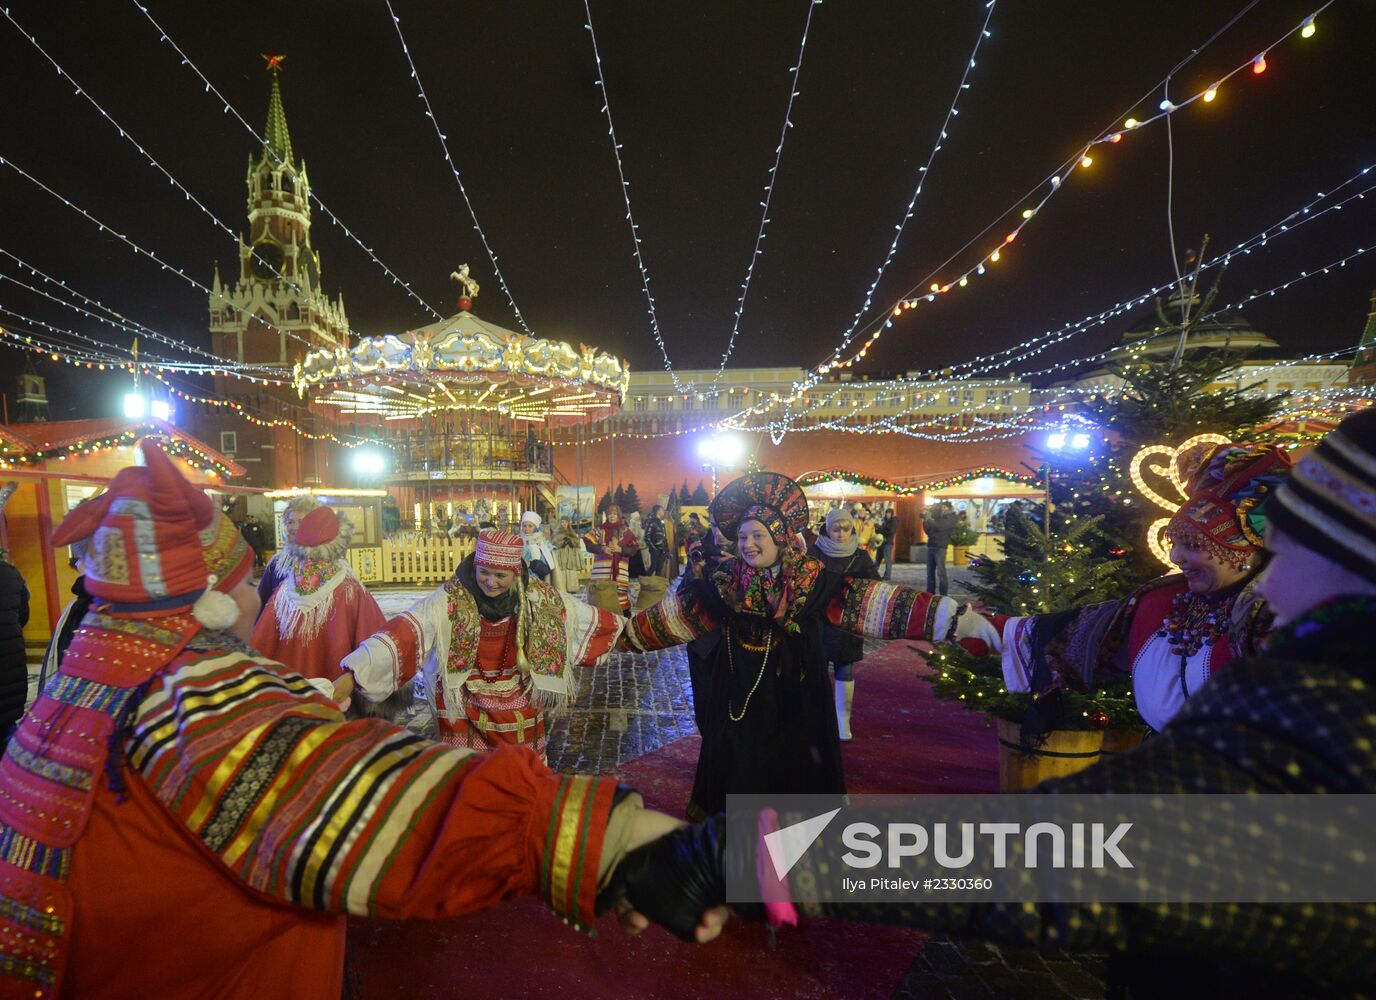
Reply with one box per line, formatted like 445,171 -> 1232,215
966,508 -> 1127,615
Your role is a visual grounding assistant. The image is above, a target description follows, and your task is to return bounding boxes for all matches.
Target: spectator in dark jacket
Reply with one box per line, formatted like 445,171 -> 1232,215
877,508 -> 898,581
37,535 -> 93,695
0,550 -> 30,744
921,501 -> 959,595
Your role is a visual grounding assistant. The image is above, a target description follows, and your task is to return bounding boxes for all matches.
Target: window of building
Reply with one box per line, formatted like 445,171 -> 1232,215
632,396 -> 647,412
220,431 -> 238,456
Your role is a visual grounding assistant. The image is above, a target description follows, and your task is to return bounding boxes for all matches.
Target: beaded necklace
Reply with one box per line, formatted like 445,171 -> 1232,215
1157,590 -> 1233,658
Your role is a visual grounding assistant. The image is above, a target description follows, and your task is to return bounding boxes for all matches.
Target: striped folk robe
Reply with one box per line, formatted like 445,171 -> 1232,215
583,522 -> 639,611
0,614 -> 623,999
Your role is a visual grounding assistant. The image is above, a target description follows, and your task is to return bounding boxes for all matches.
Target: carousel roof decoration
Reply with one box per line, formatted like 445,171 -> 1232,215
293,268 -> 630,425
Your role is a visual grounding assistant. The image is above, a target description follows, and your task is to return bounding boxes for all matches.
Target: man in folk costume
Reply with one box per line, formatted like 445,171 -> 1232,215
994,443 -> 1291,732
584,503 -> 639,611
250,504 -> 385,683
338,529 -> 624,761
0,441 -> 722,999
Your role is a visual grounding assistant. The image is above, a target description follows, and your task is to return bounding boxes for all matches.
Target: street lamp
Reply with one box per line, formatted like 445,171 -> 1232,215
697,434 -> 745,497
352,448 -> 386,477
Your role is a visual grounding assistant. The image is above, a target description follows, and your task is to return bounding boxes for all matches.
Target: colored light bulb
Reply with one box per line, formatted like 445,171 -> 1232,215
1253,53 -> 1267,74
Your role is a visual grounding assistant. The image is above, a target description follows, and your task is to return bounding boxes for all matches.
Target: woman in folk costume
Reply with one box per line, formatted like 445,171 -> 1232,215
584,503 -> 639,611
0,440 -> 715,999
626,511 -> 650,578
339,529 -> 624,761
256,493 -> 319,613
553,514 -> 586,593
250,505 -> 385,683
622,472 -> 1000,819
807,508 -> 880,741
518,510 -> 558,583
995,443 -> 1291,732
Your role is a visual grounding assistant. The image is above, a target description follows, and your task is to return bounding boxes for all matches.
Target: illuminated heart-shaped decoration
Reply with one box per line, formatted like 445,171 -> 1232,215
1129,433 -> 1232,567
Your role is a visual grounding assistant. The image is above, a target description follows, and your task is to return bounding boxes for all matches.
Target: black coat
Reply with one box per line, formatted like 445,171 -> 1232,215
807,544 -> 880,666
0,561 -> 31,737
680,567 -> 850,819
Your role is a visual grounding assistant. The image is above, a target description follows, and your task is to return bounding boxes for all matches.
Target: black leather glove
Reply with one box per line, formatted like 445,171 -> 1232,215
598,816 -> 729,941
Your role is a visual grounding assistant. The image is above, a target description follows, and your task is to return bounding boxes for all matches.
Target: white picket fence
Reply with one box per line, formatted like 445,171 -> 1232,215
347,533 -> 592,586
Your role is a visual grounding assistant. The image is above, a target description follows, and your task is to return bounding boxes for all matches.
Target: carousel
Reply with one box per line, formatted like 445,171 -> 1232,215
293,268 -> 627,532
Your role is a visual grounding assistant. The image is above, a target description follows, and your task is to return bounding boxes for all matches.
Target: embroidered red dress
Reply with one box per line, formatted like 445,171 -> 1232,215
251,558 -> 386,682
343,561 -> 623,762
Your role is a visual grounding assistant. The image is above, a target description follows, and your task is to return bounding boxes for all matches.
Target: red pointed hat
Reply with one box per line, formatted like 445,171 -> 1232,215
295,505 -> 341,548
51,438 -> 252,609
474,528 -> 524,571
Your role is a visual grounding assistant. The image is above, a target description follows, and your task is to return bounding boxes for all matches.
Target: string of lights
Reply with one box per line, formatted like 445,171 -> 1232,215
0,154 -> 327,354
582,0 -> 699,398
1,8 -> 355,351
801,3 -> 1334,389
129,0 -> 446,321
0,247 -> 263,368
708,0 -> 825,388
742,158 -> 1373,424
825,0 -> 999,372
0,425 -> 236,479
0,321 -> 294,385
382,0 -> 530,332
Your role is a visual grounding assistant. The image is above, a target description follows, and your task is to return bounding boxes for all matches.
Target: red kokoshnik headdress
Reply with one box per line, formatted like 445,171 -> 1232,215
1164,443 -> 1293,569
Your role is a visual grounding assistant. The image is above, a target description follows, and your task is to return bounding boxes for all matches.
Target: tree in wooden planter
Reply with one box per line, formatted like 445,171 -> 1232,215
924,642 -> 1145,790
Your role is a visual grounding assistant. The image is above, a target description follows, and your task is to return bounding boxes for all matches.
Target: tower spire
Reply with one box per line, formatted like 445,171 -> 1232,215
261,53 -> 293,167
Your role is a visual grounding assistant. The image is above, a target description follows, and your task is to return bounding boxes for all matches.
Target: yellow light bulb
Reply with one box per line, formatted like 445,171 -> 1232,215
990,250 -> 1001,262
1124,117 -> 1138,129
1301,16 -> 1315,37
1080,155 -> 1093,168
1203,86 -> 1218,102
1022,208 -> 1034,218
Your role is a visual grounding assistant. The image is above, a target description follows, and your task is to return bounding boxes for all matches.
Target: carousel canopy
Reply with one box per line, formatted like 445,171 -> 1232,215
294,279 -> 628,426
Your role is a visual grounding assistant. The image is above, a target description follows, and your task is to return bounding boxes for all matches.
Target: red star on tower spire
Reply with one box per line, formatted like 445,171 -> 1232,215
261,53 -> 286,73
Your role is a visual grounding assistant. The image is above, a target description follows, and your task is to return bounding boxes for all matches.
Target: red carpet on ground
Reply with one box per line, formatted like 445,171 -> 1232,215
349,642 -> 1000,999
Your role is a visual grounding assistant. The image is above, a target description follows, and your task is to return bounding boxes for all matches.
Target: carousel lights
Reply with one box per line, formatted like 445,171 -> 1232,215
383,0 -> 530,332
130,4 -> 444,320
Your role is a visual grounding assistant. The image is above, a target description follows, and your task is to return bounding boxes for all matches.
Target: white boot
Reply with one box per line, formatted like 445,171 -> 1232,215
835,679 -> 855,741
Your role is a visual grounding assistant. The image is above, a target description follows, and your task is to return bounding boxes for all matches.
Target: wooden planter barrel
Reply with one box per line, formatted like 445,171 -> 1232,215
951,545 -> 972,567
1100,729 -> 1146,755
996,718 -> 1104,791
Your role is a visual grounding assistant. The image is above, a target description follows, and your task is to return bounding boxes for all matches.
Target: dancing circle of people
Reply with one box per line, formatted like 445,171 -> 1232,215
1,407 -> 1375,996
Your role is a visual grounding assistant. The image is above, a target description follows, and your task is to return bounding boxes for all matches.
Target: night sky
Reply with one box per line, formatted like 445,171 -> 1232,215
2,0 -> 1374,421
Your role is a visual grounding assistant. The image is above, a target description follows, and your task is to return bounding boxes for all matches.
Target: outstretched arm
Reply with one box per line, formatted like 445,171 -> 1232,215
824,577 -> 1001,653
623,585 -> 718,652
340,584 -> 449,701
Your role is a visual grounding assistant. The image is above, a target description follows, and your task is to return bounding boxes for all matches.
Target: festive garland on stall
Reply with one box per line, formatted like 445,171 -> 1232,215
796,467 -> 1039,495
0,425 -> 236,479
924,643 -> 1145,733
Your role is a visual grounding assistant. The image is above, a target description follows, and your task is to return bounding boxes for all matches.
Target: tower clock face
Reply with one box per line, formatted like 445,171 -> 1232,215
252,241 -> 284,279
